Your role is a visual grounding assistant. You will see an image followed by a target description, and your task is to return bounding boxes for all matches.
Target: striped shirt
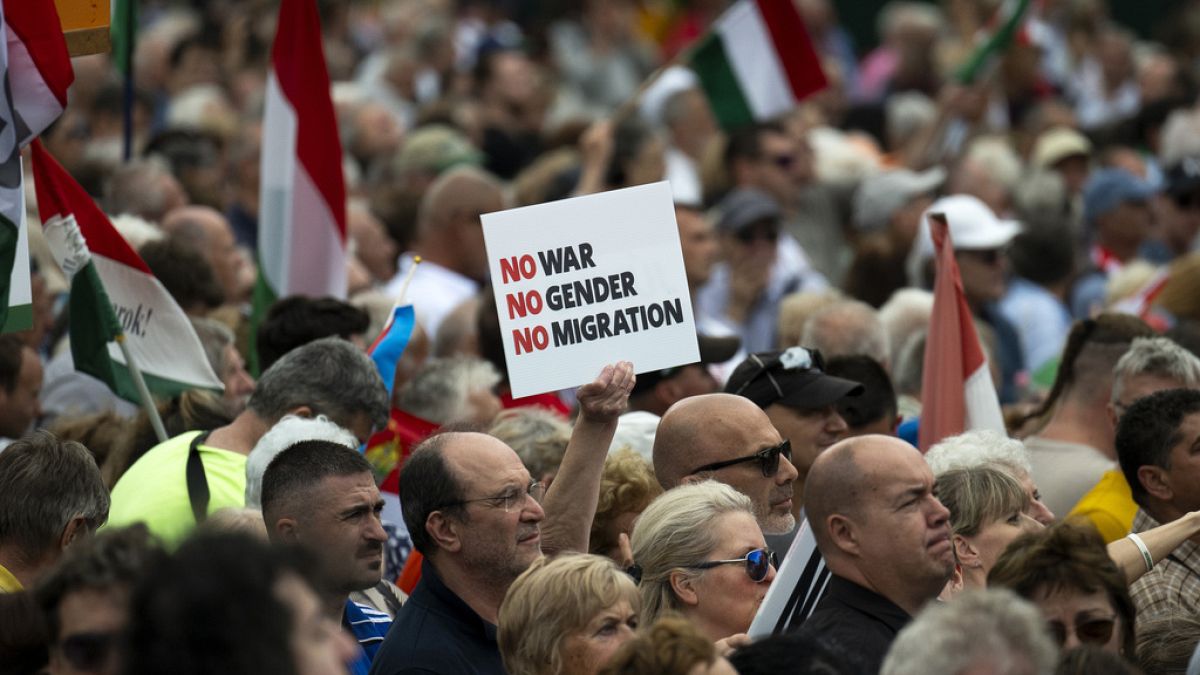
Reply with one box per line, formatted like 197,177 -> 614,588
344,599 -> 392,675
1130,510 -> 1200,627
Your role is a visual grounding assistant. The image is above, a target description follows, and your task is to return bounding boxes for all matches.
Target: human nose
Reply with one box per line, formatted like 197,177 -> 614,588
776,453 -> 798,485
929,495 -> 951,525
826,408 -> 848,435
1031,499 -> 1055,525
763,561 -> 777,584
365,513 -> 387,542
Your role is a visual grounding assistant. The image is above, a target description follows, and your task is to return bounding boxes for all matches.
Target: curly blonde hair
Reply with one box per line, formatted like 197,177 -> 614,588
589,449 -> 663,557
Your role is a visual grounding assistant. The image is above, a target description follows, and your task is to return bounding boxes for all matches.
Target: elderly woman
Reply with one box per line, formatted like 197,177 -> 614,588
589,449 -> 663,563
934,466 -> 1043,592
498,554 -> 640,675
925,430 -> 1055,525
989,522 -> 1136,658
631,481 -> 776,643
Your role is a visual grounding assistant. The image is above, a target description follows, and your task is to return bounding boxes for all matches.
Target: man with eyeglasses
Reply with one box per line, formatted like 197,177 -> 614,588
371,363 -> 634,675
261,441 -> 395,675
36,526 -> 162,675
803,434 -> 956,673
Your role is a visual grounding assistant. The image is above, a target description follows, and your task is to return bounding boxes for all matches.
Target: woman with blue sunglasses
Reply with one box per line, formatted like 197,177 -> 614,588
630,481 -> 777,644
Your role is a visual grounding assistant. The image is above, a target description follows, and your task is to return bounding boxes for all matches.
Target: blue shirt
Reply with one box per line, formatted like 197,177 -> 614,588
369,561 -> 505,675
345,599 -> 391,675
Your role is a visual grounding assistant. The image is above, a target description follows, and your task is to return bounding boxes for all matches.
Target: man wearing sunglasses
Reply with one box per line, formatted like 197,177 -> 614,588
803,435 -> 956,673
653,393 -> 798,536
695,188 -> 828,354
37,527 -> 161,675
724,347 -> 862,543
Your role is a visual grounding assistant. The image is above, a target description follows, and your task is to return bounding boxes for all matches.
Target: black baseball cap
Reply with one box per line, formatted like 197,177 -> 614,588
724,347 -> 863,409
632,334 -> 741,396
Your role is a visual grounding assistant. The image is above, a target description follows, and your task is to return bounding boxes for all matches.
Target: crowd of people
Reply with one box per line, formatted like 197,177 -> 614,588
5,0 -> 1200,673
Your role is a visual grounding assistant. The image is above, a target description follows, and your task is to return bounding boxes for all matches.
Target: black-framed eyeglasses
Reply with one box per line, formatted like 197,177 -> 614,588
1046,616 -> 1116,648
685,548 -> 777,583
58,632 -> 117,671
689,440 -> 791,478
441,479 -> 545,513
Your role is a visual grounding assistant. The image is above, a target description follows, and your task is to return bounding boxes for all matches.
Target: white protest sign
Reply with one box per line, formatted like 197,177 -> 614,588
748,519 -> 830,638
482,181 -> 700,398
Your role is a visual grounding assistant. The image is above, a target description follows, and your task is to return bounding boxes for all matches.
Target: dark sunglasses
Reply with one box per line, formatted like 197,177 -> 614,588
1046,617 -> 1115,648
59,632 -> 116,671
735,226 -> 778,244
960,248 -> 1004,265
686,548 -> 778,583
689,439 -> 792,478
770,154 -> 794,170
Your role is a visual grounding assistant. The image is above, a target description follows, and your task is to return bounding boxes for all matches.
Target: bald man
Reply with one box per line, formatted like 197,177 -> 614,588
162,205 -> 250,304
653,393 -> 798,535
801,435 -> 954,673
384,167 -> 505,337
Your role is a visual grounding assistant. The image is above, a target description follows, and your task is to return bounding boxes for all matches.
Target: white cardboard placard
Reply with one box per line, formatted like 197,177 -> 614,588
482,181 -> 700,398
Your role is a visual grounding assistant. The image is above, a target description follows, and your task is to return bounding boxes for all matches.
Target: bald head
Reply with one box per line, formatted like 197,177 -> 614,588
654,393 -> 797,534
805,434 -> 953,610
161,205 -> 244,302
415,167 -> 505,281
653,393 -> 778,488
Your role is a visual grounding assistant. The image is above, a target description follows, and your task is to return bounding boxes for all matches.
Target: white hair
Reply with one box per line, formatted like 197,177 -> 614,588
882,589 -> 1056,675
244,414 -> 357,509
398,357 -> 501,425
963,136 -> 1022,193
1112,337 -> 1200,404
111,213 -> 165,250
1159,108 -> 1200,167
166,84 -> 234,133
801,300 -> 888,365
886,92 -> 936,149
925,430 -> 1033,478
878,288 -> 934,368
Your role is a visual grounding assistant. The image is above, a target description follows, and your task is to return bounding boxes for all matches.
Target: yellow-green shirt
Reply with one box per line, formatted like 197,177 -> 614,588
0,562 -> 22,592
1068,469 -> 1138,543
106,431 -> 248,548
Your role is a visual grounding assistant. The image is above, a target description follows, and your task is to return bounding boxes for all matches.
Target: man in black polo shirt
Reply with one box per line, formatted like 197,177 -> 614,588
370,363 -> 634,675
801,434 -> 955,674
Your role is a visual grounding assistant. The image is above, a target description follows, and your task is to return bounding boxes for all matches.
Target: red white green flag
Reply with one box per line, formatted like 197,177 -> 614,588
251,0 -> 347,370
918,214 -> 1005,451
32,141 -> 223,402
0,0 -> 73,332
689,0 -> 827,130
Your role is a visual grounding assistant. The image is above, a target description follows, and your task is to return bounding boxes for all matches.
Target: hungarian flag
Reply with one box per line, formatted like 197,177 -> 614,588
690,0 -> 826,131
0,0 -> 72,331
252,0 -> 347,371
918,214 -> 1005,451
32,141 -> 223,401
956,0 -> 1032,84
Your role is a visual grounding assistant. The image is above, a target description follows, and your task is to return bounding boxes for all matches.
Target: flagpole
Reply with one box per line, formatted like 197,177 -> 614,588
115,333 -> 168,442
120,0 -> 135,162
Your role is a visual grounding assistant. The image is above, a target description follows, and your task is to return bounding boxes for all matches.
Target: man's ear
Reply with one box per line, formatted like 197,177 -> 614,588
273,517 -> 300,544
828,514 -> 859,556
426,512 -> 463,553
953,534 -> 982,569
58,516 -> 90,552
287,405 -> 314,419
1105,402 -> 1118,432
1139,465 -> 1174,503
679,474 -> 704,487
669,570 -> 699,607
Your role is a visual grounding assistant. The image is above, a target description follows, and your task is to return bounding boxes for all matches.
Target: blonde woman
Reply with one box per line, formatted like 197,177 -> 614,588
631,481 -> 776,643
498,554 -> 640,675
934,466 -> 1043,593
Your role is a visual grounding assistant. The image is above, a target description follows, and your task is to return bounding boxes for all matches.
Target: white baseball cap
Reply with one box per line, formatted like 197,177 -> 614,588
906,194 -> 1022,287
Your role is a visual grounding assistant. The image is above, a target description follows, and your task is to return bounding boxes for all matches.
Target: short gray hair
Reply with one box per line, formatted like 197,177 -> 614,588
245,415 -> 357,508
801,300 -> 888,364
488,407 -> 571,481
0,431 -> 110,558
248,337 -> 388,432
631,481 -> 755,626
878,288 -> 933,368
925,430 -> 1033,478
1111,337 -> 1200,404
190,317 -> 236,376
892,330 -> 927,397
399,357 -> 500,425
103,156 -> 176,222
882,588 -> 1056,675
